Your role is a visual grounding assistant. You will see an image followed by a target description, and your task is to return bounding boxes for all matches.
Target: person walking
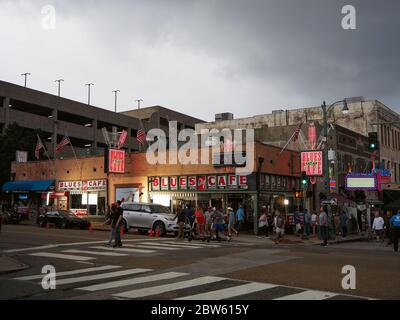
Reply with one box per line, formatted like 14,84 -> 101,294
194,207 -> 206,241
183,203 -> 195,238
106,203 -> 117,246
304,209 -> 311,238
257,206 -> 268,238
174,207 -> 186,240
383,211 -> 392,246
113,201 -> 123,248
228,207 -> 238,237
319,207 -> 328,246
294,211 -> 302,236
236,205 -> 245,236
204,207 -> 213,242
372,212 -> 385,242
211,207 -> 229,241
340,211 -> 349,238
311,211 -> 317,237
273,210 -> 285,244
390,210 -> 400,252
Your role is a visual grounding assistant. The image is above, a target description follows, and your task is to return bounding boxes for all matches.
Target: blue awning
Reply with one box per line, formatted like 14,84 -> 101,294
2,180 -> 55,192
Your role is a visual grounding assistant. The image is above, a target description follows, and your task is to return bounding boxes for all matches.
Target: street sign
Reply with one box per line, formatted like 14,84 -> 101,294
301,151 -> 323,176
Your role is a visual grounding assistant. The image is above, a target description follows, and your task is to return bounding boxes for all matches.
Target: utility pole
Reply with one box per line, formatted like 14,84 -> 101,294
85,83 -> 94,105
135,99 -> 143,109
55,79 -> 64,97
112,90 -> 120,113
21,73 -> 31,87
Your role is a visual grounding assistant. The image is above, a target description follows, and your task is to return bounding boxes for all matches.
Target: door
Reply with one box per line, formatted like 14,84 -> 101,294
123,203 -> 142,228
139,204 -> 154,229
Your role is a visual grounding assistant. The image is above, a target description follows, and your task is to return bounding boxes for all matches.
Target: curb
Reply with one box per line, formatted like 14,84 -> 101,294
0,256 -> 30,275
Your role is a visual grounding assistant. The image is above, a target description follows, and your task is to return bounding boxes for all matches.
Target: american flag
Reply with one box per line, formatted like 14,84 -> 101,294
291,123 -> 302,142
137,128 -> 146,144
55,134 -> 71,153
35,135 -> 44,159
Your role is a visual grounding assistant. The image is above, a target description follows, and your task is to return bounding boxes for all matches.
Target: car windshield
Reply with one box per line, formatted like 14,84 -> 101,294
151,205 -> 171,214
58,211 -> 78,218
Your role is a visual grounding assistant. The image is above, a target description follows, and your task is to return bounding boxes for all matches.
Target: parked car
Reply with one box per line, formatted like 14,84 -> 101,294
121,202 -> 179,236
37,210 -> 90,229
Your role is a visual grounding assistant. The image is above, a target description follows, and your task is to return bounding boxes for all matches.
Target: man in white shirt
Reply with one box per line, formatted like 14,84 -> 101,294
372,212 -> 385,242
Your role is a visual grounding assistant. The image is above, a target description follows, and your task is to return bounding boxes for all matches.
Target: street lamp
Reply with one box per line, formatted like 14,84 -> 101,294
55,79 -> 64,97
321,99 -> 349,202
85,83 -> 94,105
21,73 -> 31,87
112,90 -> 120,113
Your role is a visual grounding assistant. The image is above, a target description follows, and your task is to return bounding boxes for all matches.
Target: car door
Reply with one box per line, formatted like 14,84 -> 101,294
140,204 -> 154,229
123,204 -> 142,228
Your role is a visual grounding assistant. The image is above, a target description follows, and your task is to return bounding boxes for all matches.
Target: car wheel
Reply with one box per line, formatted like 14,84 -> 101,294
61,219 -> 68,229
153,222 -> 166,237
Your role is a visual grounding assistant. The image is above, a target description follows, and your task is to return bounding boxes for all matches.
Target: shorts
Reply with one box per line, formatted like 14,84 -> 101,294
214,224 -> 224,232
276,227 -> 284,236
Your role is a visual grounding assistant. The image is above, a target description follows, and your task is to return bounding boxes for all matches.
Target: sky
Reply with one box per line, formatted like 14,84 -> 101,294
1,0 -> 399,121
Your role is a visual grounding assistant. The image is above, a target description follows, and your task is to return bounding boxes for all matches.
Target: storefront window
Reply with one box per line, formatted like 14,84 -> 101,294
71,194 -> 87,210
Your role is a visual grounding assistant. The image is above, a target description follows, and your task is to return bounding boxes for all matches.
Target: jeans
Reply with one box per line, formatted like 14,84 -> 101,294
237,220 -> 244,232
108,227 -> 116,245
320,225 -> 328,246
114,223 -> 122,246
304,223 -> 311,236
341,226 -> 347,238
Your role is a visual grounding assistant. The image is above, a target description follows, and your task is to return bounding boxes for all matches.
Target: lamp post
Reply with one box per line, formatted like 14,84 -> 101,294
21,73 -> 31,87
85,83 -> 94,105
256,156 -> 265,235
321,99 -> 349,239
112,90 -> 120,113
55,79 -> 64,97
135,99 -> 143,109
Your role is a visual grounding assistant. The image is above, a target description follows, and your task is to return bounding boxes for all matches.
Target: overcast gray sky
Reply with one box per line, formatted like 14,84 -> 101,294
1,0 -> 399,120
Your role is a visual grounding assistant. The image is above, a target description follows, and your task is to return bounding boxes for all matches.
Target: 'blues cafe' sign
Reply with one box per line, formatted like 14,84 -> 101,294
150,175 -> 248,192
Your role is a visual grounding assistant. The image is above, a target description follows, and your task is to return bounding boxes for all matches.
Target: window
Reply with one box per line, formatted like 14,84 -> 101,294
141,205 -> 151,213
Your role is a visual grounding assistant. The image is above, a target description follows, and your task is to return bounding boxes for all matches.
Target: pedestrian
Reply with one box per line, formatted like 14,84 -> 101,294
228,207 -> 238,237
389,210 -> 400,252
106,203 -> 117,246
194,207 -> 206,241
372,212 -> 385,242
304,209 -> 311,238
319,207 -> 328,246
174,207 -> 186,240
311,211 -> 317,237
204,207 -> 213,241
273,210 -> 285,244
257,210 -> 268,238
340,211 -> 349,238
211,208 -> 230,241
293,211 -> 301,236
236,204 -> 245,236
113,200 -> 123,248
183,203 -> 195,237
383,211 -> 392,246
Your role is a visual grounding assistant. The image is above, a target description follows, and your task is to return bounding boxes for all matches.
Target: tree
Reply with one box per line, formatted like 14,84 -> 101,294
0,122 -> 45,187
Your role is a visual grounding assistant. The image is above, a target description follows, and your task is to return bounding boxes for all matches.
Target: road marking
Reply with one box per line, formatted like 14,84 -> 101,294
124,244 -> 180,251
274,290 -> 338,300
175,282 -> 277,300
29,252 -> 95,261
52,268 -> 152,286
137,242 -> 207,249
163,241 -> 221,248
14,265 -> 121,281
78,272 -> 188,292
4,245 -> 59,253
63,249 -> 128,257
90,246 -> 156,254
113,276 -> 225,299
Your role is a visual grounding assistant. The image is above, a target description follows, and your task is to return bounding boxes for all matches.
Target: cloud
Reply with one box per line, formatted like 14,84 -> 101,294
0,0 -> 398,121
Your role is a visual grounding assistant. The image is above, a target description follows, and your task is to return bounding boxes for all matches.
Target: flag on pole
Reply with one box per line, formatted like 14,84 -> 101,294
136,121 -> 146,144
55,134 -> 71,153
117,129 -> 128,149
35,135 -> 44,159
291,123 -> 302,142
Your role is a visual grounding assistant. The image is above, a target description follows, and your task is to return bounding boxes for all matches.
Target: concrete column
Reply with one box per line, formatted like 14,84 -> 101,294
52,109 -> 58,158
3,97 -> 10,133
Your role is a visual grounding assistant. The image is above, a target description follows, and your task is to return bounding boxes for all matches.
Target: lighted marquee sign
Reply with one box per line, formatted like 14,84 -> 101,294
150,175 -> 248,191
108,149 -> 125,173
58,180 -> 107,192
345,173 -> 378,191
301,151 -> 323,176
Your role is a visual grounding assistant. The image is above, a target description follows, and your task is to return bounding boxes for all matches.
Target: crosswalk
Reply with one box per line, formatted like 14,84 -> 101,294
12,265 -> 371,300
20,239 -> 231,262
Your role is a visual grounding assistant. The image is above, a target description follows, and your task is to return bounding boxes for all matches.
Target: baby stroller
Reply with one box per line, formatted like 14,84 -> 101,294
184,217 -> 195,242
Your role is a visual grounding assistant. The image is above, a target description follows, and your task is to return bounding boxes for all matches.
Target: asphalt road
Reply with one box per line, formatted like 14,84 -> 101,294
0,224 -> 399,300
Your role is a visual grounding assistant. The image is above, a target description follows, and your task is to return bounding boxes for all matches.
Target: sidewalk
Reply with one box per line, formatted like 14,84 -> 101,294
0,256 -> 29,274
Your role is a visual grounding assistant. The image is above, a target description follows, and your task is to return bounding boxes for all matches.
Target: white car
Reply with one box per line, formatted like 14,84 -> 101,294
121,202 -> 178,236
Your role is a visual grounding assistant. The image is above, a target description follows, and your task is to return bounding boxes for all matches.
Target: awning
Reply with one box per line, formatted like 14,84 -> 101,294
2,180 -> 55,192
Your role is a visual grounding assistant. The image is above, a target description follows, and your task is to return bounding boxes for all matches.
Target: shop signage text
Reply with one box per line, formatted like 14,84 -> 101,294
301,151 -> 323,176
150,175 -> 248,191
58,180 -> 107,192
108,149 -> 125,173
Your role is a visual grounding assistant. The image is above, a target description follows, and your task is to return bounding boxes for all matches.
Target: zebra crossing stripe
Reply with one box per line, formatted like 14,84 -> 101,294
29,252 -> 95,261
163,241 -> 221,248
63,249 -> 128,257
53,268 -> 152,286
124,244 -> 180,251
113,276 -> 225,299
274,290 -> 338,300
137,242 -> 206,249
78,272 -> 189,292
14,265 -> 122,281
90,246 -> 156,254
175,282 -> 277,300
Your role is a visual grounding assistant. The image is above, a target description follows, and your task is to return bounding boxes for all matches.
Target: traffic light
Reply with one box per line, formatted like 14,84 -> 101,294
368,132 -> 378,151
301,171 -> 308,188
